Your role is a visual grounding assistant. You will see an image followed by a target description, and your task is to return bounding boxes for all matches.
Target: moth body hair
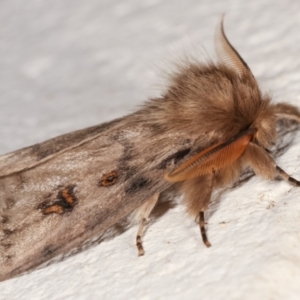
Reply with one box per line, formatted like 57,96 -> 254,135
1,18 -> 300,281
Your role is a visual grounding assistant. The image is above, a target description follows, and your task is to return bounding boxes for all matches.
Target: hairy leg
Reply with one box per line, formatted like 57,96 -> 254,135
134,193 -> 160,256
243,142 -> 300,185
181,175 -> 214,247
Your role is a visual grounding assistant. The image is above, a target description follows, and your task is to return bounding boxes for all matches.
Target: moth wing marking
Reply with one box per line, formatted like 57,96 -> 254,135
0,120 -> 199,281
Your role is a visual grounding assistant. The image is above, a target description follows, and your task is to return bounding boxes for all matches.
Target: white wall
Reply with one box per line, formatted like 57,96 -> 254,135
1,1 -> 300,299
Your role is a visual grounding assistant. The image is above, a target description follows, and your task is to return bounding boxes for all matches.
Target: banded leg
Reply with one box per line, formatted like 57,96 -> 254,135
276,166 -> 300,186
198,175 -> 214,247
180,174 -> 214,247
134,193 -> 159,256
243,142 -> 300,186
199,211 -> 211,247
136,218 -> 146,256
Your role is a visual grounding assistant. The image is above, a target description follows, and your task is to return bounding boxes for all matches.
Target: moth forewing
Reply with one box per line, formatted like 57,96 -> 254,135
2,18 -> 300,282
0,116 -> 203,281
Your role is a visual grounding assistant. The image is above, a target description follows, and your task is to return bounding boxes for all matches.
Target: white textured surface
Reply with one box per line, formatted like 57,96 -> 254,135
1,1 -> 300,299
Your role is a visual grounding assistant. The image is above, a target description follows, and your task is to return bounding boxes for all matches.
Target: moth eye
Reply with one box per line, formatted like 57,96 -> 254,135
99,171 -> 119,187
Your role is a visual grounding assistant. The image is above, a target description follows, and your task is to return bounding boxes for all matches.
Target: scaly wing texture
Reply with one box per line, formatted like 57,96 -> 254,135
0,118 -> 123,177
0,113 -> 204,281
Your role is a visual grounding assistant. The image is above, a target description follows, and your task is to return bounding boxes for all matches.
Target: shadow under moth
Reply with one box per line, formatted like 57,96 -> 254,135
1,18 -> 300,282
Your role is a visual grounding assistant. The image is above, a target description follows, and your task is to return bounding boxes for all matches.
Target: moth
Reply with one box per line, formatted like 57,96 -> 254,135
1,18 -> 300,282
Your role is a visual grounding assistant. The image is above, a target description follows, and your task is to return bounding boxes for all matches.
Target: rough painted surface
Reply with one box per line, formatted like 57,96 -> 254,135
1,0 -> 300,299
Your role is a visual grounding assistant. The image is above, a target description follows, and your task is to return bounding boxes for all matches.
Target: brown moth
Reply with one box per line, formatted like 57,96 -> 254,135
1,18 -> 300,282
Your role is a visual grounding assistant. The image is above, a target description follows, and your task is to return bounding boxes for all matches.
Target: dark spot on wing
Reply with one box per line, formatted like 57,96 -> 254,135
39,185 -> 78,215
3,229 -> 14,236
125,177 -> 151,194
37,148 -> 57,160
119,141 -> 135,162
1,216 -> 9,224
42,245 -> 58,257
4,198 -> 15,210
2,243 -> 12,249
99,171 -> 119,187
121,166 -> 138,180
157,148 -> 191,169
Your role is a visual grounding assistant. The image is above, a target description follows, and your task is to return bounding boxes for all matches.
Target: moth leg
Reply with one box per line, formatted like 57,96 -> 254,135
273,103 -> 300,123
181,175 -> 214,247
199,211 -> 211,247
276,166 -> 300,187
243,142 -> 300,186
134,193 -> 160,256
198,176 -> 214,247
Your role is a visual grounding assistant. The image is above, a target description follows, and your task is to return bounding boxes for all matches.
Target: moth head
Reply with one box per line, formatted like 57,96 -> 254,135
251,104 -> 277,148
